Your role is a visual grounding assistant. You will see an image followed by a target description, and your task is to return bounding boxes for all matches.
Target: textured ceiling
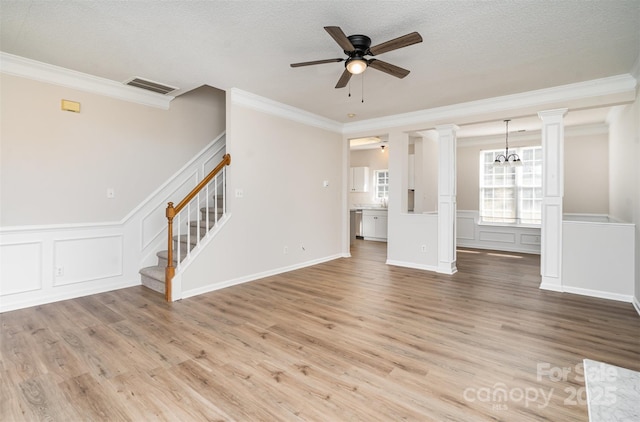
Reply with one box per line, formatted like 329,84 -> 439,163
1,0 -> 639,128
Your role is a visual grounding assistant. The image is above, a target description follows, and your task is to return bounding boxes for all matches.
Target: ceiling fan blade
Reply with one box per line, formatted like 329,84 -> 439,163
335,68 -> 352,88
290,58 -> 344,68
324,26 -> 355,51
368,59 -> 410,78
369,32 -> 423,56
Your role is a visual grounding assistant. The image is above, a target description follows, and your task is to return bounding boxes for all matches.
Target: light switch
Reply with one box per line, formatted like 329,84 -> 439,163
323,180 -> 329,188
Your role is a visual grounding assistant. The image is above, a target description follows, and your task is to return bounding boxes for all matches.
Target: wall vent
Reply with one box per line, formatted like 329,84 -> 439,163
124,77 -> 178,95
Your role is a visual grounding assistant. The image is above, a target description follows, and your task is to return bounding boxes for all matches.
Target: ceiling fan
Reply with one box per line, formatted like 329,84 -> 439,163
290,26 -> 423,88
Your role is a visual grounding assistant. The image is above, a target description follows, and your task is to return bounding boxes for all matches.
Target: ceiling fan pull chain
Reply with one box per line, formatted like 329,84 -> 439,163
361,73 -> 365,103
348,79 -> 351,97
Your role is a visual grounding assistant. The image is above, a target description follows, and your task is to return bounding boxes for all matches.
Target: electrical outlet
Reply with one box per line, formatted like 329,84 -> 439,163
107,188 -> 115,198
421,245 -> 427,252
235,188 -> 244,198
283,246 -> 288,254
55,266 -> 64,277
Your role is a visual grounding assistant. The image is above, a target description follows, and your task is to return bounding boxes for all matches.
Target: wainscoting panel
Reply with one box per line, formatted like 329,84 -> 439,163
562,219 -> 635,301
0,241 -> 43,295
456,210 -> 541,254
53,235 -> 123,286
457,215 -> 475,240
0,133 -> 227,312
478,230 -> 516,244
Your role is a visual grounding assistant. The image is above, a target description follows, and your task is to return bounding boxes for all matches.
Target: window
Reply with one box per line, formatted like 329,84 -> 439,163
479,147 -> 542,225
375,169 -> 389,200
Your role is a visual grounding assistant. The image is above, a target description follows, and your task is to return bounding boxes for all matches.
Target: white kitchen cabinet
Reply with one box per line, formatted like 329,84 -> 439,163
349,166 -> 369,192
362,209 -> 388,241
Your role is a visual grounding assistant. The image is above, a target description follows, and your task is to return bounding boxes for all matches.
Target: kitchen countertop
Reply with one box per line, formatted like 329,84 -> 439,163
350,206 -> 388,211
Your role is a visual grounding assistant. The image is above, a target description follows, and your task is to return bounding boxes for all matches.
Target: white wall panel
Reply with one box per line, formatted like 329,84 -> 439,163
456,210 -> 541,254
0,241 -> 42,295
563,220 -> 634,300
457,215 -> 475,240
478,231 -> 516,244
54,235 -> 123,286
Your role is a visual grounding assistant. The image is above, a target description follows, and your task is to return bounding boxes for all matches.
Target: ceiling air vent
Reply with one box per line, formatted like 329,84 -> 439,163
124,77 -> 178,95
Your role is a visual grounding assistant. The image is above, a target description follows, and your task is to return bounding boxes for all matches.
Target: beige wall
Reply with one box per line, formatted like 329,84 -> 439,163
456,130 -> 609,214
0,74 -> 225,226
564,133 -> 609,213
181,101 -> 343,294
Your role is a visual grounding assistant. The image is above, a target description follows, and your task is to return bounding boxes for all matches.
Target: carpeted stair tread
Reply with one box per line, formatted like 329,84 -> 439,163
157,249 -> 187,264
140,192 -> 227,296
139,265 -> 165,294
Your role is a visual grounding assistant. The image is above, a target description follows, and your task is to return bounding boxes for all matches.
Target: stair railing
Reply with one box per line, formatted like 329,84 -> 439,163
165,153 -> 231,301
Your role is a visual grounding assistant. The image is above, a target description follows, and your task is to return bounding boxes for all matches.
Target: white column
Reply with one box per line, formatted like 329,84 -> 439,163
386,130 -> 409,263
435,124 -> 459,274
538,109 -> 567,291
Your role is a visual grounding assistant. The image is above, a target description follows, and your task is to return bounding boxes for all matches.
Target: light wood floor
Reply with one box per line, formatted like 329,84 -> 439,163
2,240 -> 639,421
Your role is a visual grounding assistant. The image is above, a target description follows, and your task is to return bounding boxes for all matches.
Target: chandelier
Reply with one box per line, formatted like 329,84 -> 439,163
493,119 -> 522,167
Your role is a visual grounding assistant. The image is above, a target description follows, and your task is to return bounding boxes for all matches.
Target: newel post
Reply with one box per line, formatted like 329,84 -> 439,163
165,202 -> 176,302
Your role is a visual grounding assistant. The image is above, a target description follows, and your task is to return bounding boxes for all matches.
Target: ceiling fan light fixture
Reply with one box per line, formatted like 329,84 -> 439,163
346,58 -> 367,74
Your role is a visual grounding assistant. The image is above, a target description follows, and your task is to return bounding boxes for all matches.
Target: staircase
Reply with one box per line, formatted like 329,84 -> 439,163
139,195 -> 224,294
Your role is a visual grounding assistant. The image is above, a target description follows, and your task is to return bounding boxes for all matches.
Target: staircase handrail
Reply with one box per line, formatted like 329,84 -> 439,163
164,153 -> 231,301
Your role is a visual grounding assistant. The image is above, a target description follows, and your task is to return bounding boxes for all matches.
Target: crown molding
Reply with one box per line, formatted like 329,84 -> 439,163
343,74 -> 637,135
229,88 -> 343,133
457,122 -> 609,147
0,52 -> 174,110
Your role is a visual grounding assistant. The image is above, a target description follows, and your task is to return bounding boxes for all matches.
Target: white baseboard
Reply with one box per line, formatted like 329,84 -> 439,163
539,280 -> 564,292
540,283 -> 635,304
385,259 -> 438,273
562,286 -> 634,303
180,253 -> 344,300
0,279 -> 139,313
632,296 -> 640,317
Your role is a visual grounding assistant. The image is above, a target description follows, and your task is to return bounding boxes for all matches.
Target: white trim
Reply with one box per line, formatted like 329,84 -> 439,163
124,133 -> 226,224
0,279 -> 139,313
229,88 -> 342,133
633,296 -> 640,317
0,220 -> 123,233
386,259 -> 439,273
343,74 -> 636,135
0,52 -> 174,109
539,280 -> 564,292
180,253 -> 344,300
562,286 -> 634,303
0,133 -> 226,234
